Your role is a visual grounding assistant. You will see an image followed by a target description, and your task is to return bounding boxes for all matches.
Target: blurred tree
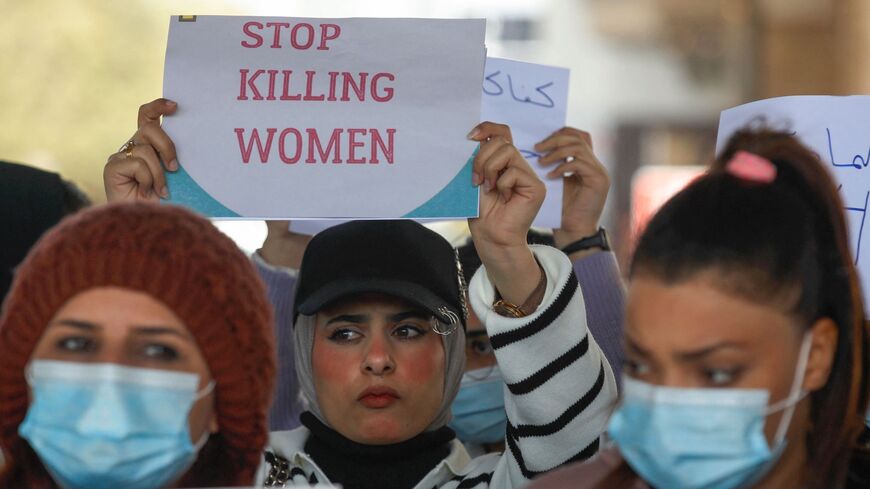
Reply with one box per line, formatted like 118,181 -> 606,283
0,0 -> 227,202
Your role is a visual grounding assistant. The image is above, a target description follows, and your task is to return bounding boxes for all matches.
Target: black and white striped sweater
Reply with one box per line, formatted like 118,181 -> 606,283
257,245 -> 618,488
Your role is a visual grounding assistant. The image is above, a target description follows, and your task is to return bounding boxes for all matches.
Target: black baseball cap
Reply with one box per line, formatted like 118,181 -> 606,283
293,220 -> 467,328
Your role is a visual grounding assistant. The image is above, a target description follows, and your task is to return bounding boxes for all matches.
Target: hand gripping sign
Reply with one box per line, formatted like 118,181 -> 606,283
162,16 -> 486,219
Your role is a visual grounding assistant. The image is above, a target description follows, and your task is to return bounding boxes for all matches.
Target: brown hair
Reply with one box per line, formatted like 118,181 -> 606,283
631,128 -> 869,487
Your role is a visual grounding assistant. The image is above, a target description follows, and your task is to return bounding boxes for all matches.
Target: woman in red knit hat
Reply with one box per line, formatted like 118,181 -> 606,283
0,202 -> 276,488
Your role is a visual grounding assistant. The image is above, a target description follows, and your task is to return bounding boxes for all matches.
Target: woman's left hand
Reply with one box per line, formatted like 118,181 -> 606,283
467,122 -> 546,307
534,127 -> 610,252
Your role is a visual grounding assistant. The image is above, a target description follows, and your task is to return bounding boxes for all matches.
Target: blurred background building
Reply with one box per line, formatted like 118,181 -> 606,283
2,0 -> 869,267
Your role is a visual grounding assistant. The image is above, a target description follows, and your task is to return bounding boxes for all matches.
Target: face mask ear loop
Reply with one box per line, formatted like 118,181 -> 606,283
191,379 -> 217,452
194,380 -> 217,401
769,332 -> 814,445
24,364 -> 35,386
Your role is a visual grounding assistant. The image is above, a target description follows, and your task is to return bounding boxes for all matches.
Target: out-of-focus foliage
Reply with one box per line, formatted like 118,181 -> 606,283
0,0 -> 232,202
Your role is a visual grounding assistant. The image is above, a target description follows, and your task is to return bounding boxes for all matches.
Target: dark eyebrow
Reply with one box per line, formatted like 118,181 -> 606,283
389,311 -> 430,323
674,341 -> 746,361
325,314 -> 368,326
466,330 -> 489,340
51,319 -> 99,331
132,326 -> 193,340
624,337 -> 651,357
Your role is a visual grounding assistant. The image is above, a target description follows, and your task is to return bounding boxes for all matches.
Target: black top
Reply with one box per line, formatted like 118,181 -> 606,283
301,411 -> 455,489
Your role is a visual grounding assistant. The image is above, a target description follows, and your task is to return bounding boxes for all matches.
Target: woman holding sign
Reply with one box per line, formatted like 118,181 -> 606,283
0,203 -> 276,488
529,129 -> 870,489
104,99 -> 619,489
254,121 -> 617,488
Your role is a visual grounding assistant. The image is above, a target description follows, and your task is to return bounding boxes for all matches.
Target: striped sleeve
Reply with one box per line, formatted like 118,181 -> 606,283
466,245 -> 618,488
251,252 -> 305,432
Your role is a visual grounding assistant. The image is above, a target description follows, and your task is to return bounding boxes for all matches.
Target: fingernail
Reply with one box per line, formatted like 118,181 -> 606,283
166,99 -> 177,106
466,127 -> 480,140
472,172 -> 482,186
168,159 -> 178,171
484,179 -> 493,191
160,186 -> 169,199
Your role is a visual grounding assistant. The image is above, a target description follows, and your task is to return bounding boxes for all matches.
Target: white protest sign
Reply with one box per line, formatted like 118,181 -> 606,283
162,16 -> 485,219
480,57 -> 569,229
717,95 -> 870,309
290,56 -> 570,234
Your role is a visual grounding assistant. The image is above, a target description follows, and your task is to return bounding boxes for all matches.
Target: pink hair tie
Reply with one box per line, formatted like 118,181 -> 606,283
725,151 -> 777,183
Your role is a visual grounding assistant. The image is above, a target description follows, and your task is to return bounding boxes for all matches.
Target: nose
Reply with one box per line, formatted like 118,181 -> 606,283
362,333 -> 395,375
76,381 -> 133,438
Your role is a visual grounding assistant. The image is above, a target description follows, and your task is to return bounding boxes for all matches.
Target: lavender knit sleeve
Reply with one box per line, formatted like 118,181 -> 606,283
252,252 -> 304,432
572,251 -> 625,382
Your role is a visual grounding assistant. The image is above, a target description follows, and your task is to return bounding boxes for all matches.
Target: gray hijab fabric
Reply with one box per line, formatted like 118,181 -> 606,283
293,313 -> 467,433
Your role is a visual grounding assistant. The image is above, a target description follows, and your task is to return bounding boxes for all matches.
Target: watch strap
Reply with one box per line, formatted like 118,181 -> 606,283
560,228 -> 609,255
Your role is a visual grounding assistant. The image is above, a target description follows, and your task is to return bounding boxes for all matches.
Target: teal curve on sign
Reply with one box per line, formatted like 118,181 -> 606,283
164,165 -> 240,217
403,149 -> 479,218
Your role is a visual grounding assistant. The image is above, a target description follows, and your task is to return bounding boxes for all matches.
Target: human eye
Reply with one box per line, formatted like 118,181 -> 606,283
623,357 -> 652,378
703,367 -> 743,386
469,338 -> 493,355
328,328 -> 362,343
393,323 -> 426,340
141,343 -> 180,361
55,336 -> 97,353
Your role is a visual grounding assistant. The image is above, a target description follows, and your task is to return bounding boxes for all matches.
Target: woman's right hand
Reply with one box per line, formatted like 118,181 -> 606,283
103,98 -> 179,202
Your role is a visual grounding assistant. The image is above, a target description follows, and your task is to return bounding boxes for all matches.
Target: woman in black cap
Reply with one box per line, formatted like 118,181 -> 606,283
256,121 -> 616,488
105,100 -> 618,489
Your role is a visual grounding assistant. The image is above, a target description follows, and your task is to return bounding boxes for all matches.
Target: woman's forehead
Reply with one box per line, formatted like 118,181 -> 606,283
625,276 -> 798,352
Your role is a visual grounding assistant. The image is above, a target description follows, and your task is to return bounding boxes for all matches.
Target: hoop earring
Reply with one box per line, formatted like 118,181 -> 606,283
431,307 -> 460,336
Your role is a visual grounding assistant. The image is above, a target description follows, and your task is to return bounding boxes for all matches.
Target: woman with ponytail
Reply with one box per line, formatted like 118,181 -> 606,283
531,128 -> 869,489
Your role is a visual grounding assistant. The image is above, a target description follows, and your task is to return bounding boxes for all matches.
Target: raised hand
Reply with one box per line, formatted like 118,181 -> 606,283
534,127 -> 610,251
103,98 -> 179,202
259,221 -> 312,269
467,122 -> 546,307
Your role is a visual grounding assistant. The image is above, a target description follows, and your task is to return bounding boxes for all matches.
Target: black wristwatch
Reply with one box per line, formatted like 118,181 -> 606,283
560,228 -> 610,255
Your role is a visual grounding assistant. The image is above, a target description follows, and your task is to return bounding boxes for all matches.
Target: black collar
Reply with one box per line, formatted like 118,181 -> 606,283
301,411 -> 455,489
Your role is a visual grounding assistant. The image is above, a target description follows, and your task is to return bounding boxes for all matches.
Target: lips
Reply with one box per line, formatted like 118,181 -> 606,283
357,386 -> 400,409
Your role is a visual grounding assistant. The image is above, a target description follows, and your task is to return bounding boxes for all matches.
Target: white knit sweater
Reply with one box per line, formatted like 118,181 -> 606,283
256,245 -> 618,488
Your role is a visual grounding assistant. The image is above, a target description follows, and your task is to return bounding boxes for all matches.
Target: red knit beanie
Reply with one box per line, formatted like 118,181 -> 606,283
0,202 -> 275,483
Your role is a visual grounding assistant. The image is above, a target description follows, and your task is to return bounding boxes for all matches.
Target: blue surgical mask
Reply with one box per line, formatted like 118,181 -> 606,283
608,334 -> 812,489
19,360 -> 214,489
449,366 -> 507,444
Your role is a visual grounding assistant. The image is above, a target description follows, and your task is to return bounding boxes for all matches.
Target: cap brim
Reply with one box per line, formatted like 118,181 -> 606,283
297,278 -> 458,324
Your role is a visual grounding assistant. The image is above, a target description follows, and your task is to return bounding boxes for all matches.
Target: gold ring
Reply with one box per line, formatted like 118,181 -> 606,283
119,139 -> 135,158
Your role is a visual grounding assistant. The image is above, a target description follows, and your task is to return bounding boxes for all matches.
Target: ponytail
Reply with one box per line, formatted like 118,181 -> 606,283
632,128 -> 869,487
